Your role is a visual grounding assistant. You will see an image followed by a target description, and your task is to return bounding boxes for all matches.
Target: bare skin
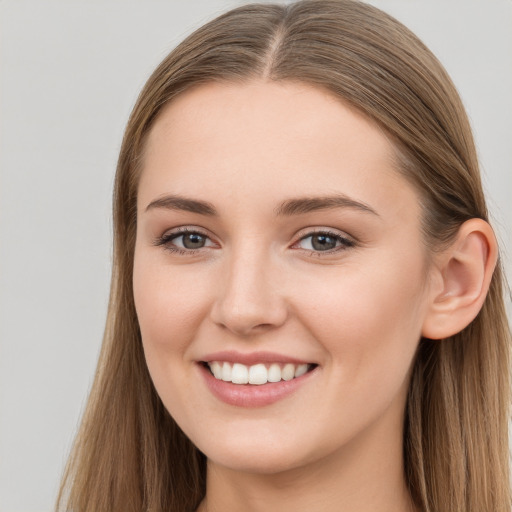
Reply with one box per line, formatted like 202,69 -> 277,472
196,381 -> 418,512
134,81 -> 450,512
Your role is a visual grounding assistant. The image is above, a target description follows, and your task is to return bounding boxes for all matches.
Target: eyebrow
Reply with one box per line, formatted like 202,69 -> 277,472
145,195 -> 217,215
274,194 -> 379,217
145,193 -> 379,217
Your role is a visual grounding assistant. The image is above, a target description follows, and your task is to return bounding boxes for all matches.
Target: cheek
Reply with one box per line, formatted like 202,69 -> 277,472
133,255 -> 215,417
294,252 -> 427,386
133,253 -> 211,364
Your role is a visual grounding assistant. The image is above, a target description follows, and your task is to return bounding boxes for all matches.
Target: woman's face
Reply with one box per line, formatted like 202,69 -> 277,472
134,81 -> 433,474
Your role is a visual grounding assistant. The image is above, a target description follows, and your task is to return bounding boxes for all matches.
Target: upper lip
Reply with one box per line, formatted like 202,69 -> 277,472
199,350 -> 313,366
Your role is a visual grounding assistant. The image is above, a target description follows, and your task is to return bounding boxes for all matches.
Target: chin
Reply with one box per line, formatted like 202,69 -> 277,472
205,445 -> 308,475
190,425 -> 328,475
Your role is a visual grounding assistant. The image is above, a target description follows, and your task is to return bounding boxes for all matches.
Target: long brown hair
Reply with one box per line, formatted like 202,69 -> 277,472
56,1 -> 511,511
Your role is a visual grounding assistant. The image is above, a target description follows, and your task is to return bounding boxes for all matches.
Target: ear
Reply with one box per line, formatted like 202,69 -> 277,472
421,218 -> 498,340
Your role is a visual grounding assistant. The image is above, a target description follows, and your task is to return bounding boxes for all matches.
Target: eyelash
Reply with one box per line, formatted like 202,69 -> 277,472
153,227 -> 213,256
153,227 -> 356,257
293,229 -> 355,256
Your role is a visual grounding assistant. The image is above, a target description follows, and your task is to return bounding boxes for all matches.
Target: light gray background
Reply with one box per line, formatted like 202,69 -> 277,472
1,1 -> 511,511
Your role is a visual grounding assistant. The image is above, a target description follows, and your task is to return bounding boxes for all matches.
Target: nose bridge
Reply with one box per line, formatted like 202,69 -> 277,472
210,236 -> 287,335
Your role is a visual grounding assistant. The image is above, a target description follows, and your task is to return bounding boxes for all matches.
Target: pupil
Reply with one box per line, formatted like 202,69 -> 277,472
312,234 -> 337,251
183,233 -> 205,249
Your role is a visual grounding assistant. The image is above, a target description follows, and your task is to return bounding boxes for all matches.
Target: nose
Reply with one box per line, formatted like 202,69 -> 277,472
209,244 -> 288,337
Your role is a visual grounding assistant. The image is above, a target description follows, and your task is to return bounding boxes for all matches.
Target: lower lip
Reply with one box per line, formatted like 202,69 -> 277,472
198,363 -> 316,408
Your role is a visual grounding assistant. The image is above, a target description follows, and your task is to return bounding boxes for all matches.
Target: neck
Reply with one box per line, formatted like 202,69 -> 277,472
197,407 -> 418,512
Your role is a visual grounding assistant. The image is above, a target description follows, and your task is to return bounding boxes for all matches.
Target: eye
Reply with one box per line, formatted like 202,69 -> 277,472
294,230 -> 355,253
174,232 -> 209,249
154,228 -> 216,253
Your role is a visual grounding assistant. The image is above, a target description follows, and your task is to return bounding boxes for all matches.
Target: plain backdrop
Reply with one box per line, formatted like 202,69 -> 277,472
1,1 -> 511,510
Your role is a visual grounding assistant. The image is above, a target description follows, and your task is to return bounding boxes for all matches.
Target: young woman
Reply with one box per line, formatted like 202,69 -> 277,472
56,1 -> 511,511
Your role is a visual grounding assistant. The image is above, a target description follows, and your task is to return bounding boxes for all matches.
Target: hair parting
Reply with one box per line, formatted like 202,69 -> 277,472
57,2 -> 511,511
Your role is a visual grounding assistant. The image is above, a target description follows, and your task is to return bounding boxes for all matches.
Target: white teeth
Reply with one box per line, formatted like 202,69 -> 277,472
231,363 -> 249,384
221,362 -> 232,382
210,361 -> 223,379
248,364 -> 268,385
267,363 -> 282,383
281,363 -> 295,381
295,364 -> 308,378
207,361 -> 312,385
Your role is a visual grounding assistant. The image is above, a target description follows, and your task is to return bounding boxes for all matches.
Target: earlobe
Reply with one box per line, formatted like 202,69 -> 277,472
421,219 -> 498,340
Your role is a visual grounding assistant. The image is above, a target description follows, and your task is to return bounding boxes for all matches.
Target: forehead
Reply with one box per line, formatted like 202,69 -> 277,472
139,80 -> 419,220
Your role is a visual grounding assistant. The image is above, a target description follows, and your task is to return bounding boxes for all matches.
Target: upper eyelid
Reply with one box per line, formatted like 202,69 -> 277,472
153,226 -> 215,249
159,225 -> 352,238
160,226 -> 212,240
155,226 -> 356,248
163,225 -> 209,235
294,227 -> 355,243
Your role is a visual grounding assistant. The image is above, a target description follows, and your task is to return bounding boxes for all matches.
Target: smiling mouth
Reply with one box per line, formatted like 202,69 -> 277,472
203,361 -> 317,385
